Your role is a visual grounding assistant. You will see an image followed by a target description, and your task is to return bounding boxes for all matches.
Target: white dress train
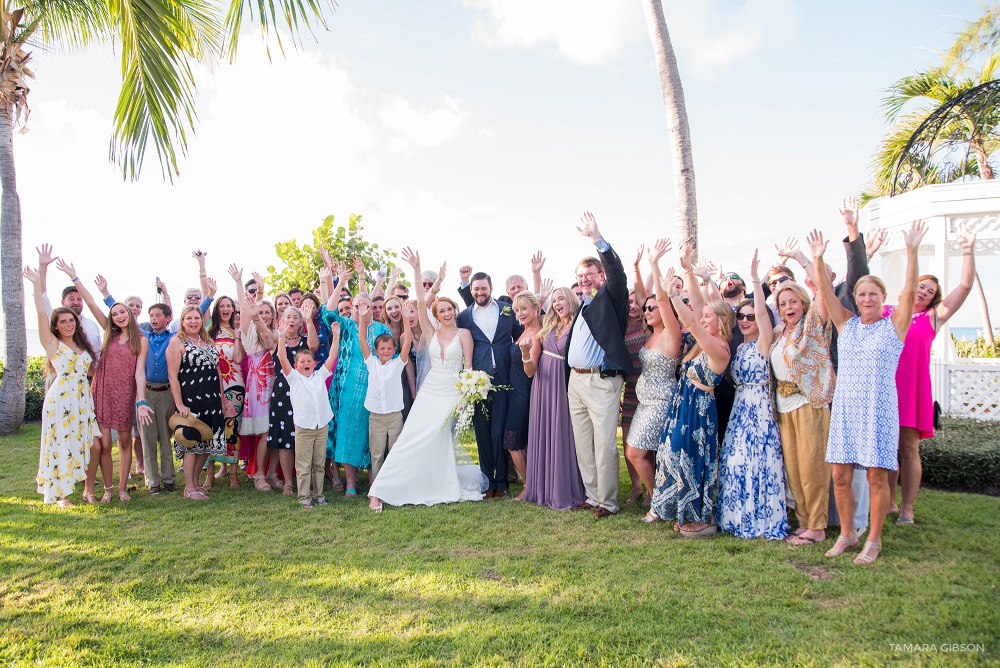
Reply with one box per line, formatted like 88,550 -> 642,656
368,332 -> 488,506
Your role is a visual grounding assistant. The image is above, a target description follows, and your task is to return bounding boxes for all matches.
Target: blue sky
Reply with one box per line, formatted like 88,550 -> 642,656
10,0 -> 995,331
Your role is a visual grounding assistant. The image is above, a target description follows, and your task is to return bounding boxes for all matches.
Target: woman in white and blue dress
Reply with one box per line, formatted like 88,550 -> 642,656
631,240 -> 682,520
717,250 -> 788,540
809,221 -> 927,564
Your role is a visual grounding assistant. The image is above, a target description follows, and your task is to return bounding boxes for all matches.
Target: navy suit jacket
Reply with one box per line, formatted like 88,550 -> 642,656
456,300 -> 523,384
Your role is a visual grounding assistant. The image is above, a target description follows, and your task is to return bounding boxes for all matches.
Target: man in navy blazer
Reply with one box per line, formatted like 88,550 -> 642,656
564,212 -> 635,518
457,272 -> 524,498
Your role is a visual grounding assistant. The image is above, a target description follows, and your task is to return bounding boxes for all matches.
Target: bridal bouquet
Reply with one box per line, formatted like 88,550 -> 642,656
450,369 -> 496,437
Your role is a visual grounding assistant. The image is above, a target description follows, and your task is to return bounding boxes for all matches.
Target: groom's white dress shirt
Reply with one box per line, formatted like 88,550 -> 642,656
472,300 -> 499,369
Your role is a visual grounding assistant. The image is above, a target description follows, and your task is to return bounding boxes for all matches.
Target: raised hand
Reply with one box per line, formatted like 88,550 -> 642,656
401,247 -> 421,270
205,277 -> 217,294
23,266 -> 40,283
251,271 -> 265,294
633,244 -> 646,268
956,224 -> 977,253
692,256 -> 713,281
839,196 -> 860,230
228,263 -> 243,282
300,299 -> 316,321
576,211 -> 601,242
36,244 -> 56,267
353,257 -> 365,275
647,238 -> 671,265
532,251 -> 547,273
357,300 -> 371,323
94,274 -> 109,295
155,279 -> 167,296
192,249 -> 207,264
388,265 -> 402,284
320,245 -> 333,269
518,337 -> 533,359
774,236 -> 800,263
749,249 -> 761,283
437,261 -> 447,283
866,227 -> 885,259
246,298 -> 260,319
459,265 -> 472,284
539,278 -> 554,304
55,258 -> 77,279
678,244 -> 694,271
805,230 -> 828,258
901,220 -> 928,250
318,266 -> 332,285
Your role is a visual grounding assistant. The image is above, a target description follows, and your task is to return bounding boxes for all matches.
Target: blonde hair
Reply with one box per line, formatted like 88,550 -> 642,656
683,299 -> 735,363
176,305 -> 209,344
854,275 -> 887,298
773,282 -> 812,318
538,287 -> 580,341
512,290 -> 541,322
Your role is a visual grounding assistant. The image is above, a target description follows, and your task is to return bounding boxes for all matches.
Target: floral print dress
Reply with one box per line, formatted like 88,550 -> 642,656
210,329 -> 245,464
37,344 -> 100,503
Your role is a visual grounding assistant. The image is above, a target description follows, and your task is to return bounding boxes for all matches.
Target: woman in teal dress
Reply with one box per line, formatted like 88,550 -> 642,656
322,288 -> 391,497
647,248 -> 734,538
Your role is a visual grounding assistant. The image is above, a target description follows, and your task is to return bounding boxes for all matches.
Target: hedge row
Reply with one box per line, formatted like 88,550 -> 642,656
0,356 -> 47,422
921,417 -> 1000,496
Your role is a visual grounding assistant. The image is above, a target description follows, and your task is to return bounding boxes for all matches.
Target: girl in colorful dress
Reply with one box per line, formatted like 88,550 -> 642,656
811,221 -> 927,564
24,267 -> 102,508
717,250 -> 787,539
886,225 -> 977,525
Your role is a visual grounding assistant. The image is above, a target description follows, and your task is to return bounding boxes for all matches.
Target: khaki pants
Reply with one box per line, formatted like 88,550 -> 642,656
567,372 -> 624,513
140,385 -> 176,488
368,412 -> 403,483
777,404 -> 831,530
294,426 -> 327,504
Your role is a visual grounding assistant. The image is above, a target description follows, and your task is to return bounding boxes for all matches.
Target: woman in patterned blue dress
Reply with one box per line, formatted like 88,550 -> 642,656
809,221 -> 926,565
718,250 -> 788,540
649,245 -> 734,538
322,269 -> 391,497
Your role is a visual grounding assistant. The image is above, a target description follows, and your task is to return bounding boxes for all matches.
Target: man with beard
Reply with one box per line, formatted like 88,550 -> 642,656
36,244 -> 103,352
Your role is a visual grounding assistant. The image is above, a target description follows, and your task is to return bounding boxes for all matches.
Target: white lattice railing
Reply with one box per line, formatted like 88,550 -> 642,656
932,359 -> 1000,421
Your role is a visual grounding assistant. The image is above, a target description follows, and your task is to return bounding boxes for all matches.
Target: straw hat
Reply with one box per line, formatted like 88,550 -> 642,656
168,412 -> 214,447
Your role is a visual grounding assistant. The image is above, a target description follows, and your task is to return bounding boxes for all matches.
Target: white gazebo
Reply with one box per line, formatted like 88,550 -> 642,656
865,180 -> 1000,420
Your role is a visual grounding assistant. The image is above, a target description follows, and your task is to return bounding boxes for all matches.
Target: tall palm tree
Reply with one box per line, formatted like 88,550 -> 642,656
0,0 -> 332,436
641,0 -> 698,256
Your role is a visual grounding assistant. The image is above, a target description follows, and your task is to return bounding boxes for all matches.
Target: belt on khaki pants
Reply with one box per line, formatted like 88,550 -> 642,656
572,367 -> 601,374
146,384 -> 169,392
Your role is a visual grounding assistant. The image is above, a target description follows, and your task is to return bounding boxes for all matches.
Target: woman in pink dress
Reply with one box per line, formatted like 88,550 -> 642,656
886,225 -> 978,525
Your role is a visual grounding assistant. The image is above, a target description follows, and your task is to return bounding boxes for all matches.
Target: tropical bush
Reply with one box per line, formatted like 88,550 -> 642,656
921,416 -> 1000,495
0,356 -> 47,421
953,333 -> 999,358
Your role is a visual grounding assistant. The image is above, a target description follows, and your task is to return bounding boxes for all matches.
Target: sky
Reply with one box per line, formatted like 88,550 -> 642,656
8,0 -> 998,336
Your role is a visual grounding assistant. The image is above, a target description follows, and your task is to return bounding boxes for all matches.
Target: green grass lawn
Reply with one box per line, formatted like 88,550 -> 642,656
1,424 -> 998,667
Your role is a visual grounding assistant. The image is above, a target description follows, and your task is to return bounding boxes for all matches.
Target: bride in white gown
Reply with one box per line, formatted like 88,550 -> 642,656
368,248 -> 488,511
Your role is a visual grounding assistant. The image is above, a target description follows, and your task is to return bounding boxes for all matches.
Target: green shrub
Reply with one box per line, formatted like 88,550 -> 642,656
0,355 -> 48,422
952,333 -> 999,358
921,416 -> 1000,495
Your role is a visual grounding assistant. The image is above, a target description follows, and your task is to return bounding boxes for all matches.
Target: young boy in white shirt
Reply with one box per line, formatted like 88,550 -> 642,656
358,302 -> 412,486
276,324 -> 340,509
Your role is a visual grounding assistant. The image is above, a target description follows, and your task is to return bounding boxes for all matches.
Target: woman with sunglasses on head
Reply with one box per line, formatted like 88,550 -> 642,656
630,240 -> 682,519
885,226 -> 977,526
240,275 -> 278,490
717,250 -> 788,539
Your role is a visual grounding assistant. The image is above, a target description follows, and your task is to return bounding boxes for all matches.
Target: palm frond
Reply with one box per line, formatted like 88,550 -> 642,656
944,3 -> 1000,67
18,0 -> 112,51
881,71 -> 957,121
222,0 -> 333,62
107,0 -> 222,181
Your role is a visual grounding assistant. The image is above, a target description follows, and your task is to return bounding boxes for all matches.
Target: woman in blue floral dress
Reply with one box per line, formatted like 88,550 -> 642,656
717,250 -> 788,540
649,245 -> 734,537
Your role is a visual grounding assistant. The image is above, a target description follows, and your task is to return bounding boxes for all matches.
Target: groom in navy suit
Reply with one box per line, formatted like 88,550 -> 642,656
457,272 -> 523,498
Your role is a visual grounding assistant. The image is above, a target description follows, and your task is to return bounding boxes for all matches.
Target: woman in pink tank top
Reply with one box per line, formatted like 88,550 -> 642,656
887,225 -> 978,525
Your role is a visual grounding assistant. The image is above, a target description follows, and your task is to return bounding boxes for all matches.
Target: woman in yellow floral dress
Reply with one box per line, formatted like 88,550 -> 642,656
24,266 -> 101,508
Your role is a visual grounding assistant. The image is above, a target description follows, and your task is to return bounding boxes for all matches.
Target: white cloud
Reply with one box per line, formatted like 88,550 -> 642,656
463,0 -> 797,73
379,95 -> 469,150
665,0 -> 799,72
463,0 -> 642,66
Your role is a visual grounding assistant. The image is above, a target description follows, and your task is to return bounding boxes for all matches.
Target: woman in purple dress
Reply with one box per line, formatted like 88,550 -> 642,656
522,287 -> 586,510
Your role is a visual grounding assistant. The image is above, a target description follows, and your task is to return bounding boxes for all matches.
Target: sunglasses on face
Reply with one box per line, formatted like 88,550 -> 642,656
185,294 -> 200,300
736,313 -> 756,321
422,281 -> 434,288
247,288 -> 258,295
725,274 -> 741,282
643,305 -> 658,313
768,276 -> 791,287
682,298 -> 690,305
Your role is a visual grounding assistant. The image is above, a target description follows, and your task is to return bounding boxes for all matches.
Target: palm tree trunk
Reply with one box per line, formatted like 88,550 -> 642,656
973,271 -> 994,346
0,104 -> 26,435
642,0 -> 699,256
970,137 -> 995,180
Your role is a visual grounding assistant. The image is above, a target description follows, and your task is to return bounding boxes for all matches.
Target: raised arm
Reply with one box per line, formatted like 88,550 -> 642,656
531,251 -> 546,296
193,250 -> 211,297
775,236 -> 817,285
36,244 -> 56,297
23,267 -> 58,357
840,197 -> 870,308
56,259 -> 108,330
318,266 -> 333,303
401,247 -> 435,336
577,211 -> 627,301
94,274 -> 114,307
678,244 -> 705,315
808,230 -> 853,331
156,278 -> 172,309
648,240 -> 682,355
353,257 -> 368,295
693,258 -> 722,303
891,221 -> 929,341
426,261 -> 446,302
228,264 -> 246,303
275,330 -> 293,376
323,322 -> 341,371
370,269 -> 387,301
399,309 -> 413,361
632,244 -> 648,305
749,249 -> 774,354
669,290 -> 730,375
300,299 -> 319,353
457,264 -> 473,307
934,225 -> 976,327
358,302 -> 374,359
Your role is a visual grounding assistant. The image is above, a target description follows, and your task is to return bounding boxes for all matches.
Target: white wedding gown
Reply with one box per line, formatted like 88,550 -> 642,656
368,332 -> 488,506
